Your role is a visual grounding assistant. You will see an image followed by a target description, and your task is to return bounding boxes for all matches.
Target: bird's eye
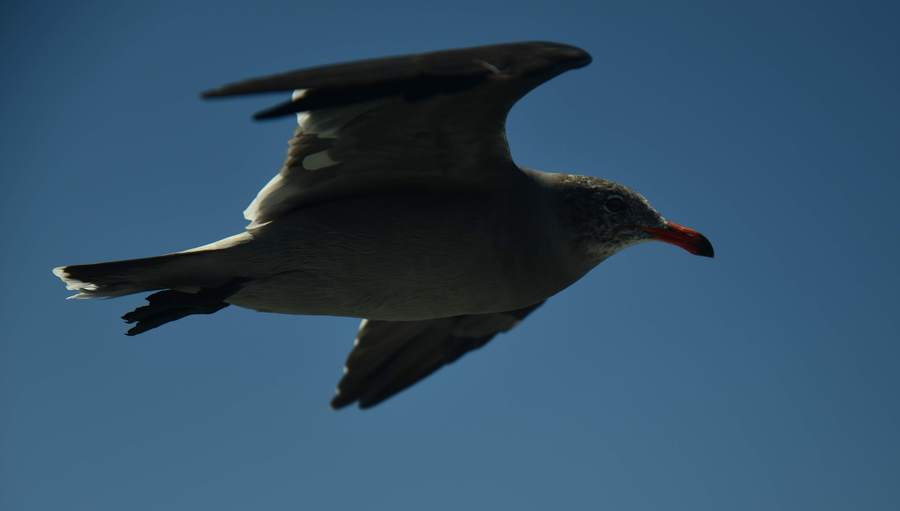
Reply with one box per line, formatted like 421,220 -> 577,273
604,196 -> 627,213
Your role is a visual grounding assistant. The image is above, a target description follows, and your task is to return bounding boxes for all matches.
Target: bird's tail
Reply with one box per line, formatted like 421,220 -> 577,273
53,250 -> 246,335
52,251 -> 227,300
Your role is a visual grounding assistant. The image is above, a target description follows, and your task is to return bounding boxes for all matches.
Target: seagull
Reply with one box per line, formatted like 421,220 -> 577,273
52,41 -> 714,409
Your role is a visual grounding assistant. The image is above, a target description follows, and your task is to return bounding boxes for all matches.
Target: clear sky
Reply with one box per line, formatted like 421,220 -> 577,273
3,1 -> 899,510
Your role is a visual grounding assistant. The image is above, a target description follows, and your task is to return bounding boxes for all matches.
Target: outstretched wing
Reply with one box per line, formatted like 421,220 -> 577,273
202,42 -> 591,227
331,302 -> 544,409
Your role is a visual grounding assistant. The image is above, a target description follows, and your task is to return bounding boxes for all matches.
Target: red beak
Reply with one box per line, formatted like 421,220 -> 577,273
643,221 -> 715,258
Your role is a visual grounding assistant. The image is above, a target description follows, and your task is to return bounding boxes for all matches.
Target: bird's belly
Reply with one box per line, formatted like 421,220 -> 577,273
224,191 -> 578,319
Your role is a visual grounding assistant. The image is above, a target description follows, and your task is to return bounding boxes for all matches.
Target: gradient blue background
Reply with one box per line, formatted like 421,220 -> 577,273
3,1 -> 899,509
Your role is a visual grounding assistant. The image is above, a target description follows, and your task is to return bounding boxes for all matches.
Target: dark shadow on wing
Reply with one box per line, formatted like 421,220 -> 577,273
332,302 -> 544,409
202,41 -> 591,120
204,42 -> 592,228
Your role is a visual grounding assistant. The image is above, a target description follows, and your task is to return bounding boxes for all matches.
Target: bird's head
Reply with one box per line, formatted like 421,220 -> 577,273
558,174 -> 714,263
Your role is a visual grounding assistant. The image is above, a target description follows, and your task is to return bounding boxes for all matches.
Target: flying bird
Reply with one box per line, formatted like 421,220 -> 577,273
53,42 -> 714,409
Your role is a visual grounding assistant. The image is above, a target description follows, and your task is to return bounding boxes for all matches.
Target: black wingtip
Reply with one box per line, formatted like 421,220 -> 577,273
200,90 -> 218,99
199,90 -> 296,120
201,85 -> 270,99
566,47 -> 593,69
330,393 -> 352,410
252,101 -> 298,120
329,396 -> 383,411
200,80 -> 273,99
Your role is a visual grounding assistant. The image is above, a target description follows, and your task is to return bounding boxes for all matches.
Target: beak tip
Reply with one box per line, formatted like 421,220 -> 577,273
644,221 -> 714,259
694,238 -> 715,258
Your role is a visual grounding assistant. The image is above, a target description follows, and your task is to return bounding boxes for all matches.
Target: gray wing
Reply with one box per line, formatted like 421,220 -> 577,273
202,42 -> 591,227
331,302 -> 544,409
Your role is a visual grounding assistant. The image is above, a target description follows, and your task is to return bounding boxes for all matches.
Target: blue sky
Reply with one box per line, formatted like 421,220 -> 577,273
3,1 -> 899,510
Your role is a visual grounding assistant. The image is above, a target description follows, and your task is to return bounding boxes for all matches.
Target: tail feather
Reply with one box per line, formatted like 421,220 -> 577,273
54,234 -> 253,334
53,265 -> 105,299
53,251 -> 246,334
53,252 -> 226,299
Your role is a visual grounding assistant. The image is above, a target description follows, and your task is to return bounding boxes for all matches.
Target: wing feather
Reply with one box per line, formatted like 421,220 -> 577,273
332,302 -> 544,409
203,42 -> 592,227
